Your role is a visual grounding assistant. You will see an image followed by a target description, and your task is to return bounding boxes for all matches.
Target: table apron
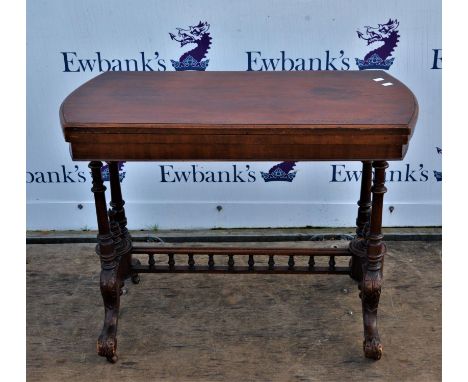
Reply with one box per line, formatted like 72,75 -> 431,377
70,142 -> 407,161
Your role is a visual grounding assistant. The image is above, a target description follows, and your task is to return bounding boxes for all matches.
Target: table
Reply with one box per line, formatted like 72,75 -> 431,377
60,71 -> 418,363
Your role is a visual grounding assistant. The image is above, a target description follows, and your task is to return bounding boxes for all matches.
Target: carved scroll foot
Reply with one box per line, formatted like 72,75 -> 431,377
97,268 -> 121,363
360,270 -> 383,360
130,258 -> 141,284
97,332 -> 118,363
363,336 -> 383,360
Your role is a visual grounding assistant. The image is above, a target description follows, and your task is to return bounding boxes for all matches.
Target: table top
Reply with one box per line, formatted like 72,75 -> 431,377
60,71 -> 418,161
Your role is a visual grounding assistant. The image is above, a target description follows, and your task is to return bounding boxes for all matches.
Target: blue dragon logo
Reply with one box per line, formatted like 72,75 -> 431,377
355,19 -> 400,70
169,21 -> 212,71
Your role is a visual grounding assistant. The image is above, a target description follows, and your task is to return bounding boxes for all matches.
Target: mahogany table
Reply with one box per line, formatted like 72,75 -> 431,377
60,71 -> 418,363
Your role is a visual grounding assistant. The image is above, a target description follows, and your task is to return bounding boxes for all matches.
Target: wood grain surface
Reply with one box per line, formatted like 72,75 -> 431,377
61,71 -> 417,128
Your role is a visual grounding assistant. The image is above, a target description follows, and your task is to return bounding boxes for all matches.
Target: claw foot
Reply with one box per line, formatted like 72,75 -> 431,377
363,337 -> 383,360
97,333 -> 118,363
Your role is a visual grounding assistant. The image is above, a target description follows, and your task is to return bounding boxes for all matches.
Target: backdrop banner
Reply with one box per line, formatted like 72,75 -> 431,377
27,0 -> 441,230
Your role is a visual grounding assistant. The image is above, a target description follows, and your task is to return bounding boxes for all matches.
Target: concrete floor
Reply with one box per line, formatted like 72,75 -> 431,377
27,237 -> 441,382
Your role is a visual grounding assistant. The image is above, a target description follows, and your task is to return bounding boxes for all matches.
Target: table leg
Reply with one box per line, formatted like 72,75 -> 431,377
108,161 -> 137,285
89,161 -> 121,363
349,161 -> 373,281
361,160 -> 388,360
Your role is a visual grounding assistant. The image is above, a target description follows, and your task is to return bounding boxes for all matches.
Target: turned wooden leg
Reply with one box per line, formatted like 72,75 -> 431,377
108,161 -> 135,285
90,161 -> 121,363
349,161 -> 373,281
360,160 -> 388,360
